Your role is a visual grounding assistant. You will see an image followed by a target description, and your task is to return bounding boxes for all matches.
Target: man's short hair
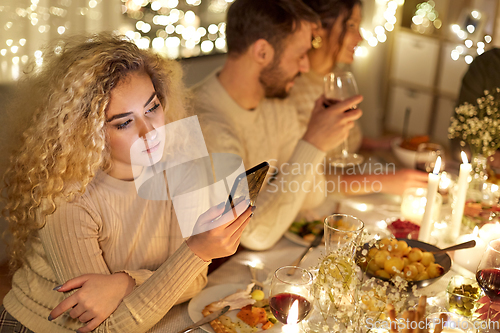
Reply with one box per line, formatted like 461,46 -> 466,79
226,0 -> 319,57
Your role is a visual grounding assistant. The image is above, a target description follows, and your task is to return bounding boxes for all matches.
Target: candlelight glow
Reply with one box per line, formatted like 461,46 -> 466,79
287,300 -> 299,325
281,300 -> 300,333
432,156 -> 441,174
461,151 -> 469,164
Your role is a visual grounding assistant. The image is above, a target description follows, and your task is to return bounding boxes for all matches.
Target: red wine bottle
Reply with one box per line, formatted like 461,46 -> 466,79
269,293 -> 311,324
477,268 -> 500,300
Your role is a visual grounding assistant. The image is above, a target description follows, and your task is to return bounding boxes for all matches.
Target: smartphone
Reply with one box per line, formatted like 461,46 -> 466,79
222,161 -> 270,216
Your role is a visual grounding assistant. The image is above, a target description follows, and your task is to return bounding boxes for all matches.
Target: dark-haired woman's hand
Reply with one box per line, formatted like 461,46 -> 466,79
49,272 -> 135,332
187,200 -> 255,262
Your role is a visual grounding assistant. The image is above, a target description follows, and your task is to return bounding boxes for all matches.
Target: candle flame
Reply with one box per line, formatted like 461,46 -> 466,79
287,300 -> 299,325
461,151 -> 469,164
432,156 -> 441,175
473,226 -> 479,237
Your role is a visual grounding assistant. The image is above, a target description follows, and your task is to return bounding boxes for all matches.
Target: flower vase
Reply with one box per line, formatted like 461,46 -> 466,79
470,153 -> 489,191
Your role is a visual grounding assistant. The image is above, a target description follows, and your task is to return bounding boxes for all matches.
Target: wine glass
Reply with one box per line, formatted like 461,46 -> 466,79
416,143 -> 445,173
324,214 -> 364,257
476,239 -> 500,332
269,266 -> 313,327
324,71 -> 363,167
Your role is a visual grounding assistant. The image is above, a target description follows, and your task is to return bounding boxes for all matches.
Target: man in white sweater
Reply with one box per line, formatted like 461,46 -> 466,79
192,0 -> 362,251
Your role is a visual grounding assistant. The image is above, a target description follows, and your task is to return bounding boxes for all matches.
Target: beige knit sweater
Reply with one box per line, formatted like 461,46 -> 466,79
192,70 -> 327,251
3,170 -> 209,333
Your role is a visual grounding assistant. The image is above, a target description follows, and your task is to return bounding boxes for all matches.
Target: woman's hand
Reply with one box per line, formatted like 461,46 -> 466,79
187,200 -> 255,262
380,169 -> 428,195
49,272 -> 135,332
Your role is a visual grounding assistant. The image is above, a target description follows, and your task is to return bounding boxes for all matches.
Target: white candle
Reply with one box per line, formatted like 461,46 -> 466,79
479,222 -> 500,244
419,156 -> 441,243
454,227 -> 486,272
449,152 -> 472,241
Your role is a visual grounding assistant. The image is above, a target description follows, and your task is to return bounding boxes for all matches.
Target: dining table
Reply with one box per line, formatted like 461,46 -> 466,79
147,150 -> 473,333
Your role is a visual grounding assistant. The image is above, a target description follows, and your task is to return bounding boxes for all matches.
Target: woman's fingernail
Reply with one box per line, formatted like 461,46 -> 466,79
249,213 -> 254,218
251,205 -> 257,212
48,315 -> 53,321
53,285 -> 63,291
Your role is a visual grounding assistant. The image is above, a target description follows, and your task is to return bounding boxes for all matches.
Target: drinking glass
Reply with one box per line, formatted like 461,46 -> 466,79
416,143 -> 445,173
476,239 -> 500,332
324,214 -> 364,257
269,266 -> 313,326
324,71 -> 363,167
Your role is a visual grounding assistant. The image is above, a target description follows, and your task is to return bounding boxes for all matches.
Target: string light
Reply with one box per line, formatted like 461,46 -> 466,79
448,10 -> 494,63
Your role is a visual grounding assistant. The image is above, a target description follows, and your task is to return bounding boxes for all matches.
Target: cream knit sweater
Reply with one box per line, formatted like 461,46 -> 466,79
192,70 -> 327,251
4,170 -> 209,333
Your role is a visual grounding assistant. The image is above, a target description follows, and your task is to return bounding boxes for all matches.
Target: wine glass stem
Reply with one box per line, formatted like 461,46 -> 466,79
341,139 -> 349,160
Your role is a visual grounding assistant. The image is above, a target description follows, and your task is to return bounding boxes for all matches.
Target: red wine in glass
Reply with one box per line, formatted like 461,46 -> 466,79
269,293 -> 312,324
477,268 -> 500,300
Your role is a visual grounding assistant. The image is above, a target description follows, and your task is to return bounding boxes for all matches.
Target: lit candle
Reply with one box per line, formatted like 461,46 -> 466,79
449,152 -> 472,241
282,300 -> 300,333
479,222 -> 500,244
419,156 -> 441,243
454,226 -> 486,272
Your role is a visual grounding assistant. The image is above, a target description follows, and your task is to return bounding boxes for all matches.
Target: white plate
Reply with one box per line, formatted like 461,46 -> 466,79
188,284 -> 282,333
283,231 -> 311,247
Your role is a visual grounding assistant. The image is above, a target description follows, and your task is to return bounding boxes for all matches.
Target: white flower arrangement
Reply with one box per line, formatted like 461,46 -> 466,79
306,235 -> 419,333
448,88 -> 500,157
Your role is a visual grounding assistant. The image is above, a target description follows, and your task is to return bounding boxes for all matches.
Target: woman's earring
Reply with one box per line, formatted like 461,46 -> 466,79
312,36 -> 323,49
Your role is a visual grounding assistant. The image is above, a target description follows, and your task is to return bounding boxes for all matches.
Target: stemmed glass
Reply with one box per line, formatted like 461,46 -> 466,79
269,266 -> 313,327
476,239 -> 500,332
416,143 -> 446,173
324,71 -> 363,167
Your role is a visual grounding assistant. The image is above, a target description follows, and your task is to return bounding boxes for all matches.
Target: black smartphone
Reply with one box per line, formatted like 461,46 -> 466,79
222,161 -> 270,216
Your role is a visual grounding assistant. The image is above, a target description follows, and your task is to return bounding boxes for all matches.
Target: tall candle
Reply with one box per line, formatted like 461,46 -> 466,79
419,156 -> 441,243
449,152 -> 472,241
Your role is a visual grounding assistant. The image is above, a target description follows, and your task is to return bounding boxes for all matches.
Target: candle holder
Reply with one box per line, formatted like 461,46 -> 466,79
401,187 -> 443,225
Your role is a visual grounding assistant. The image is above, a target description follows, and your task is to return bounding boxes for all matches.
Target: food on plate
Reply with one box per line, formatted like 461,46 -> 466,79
399,135 -> 429,151
288,219 -> 323,242
386,219 -> 420,239
359,238 -> 445,281
202,284 -> 276,333
463,200 -> 500,228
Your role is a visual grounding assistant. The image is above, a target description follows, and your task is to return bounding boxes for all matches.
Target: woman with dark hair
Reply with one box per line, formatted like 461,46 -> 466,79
1,33 -> 253,333
290,0 -> 428,195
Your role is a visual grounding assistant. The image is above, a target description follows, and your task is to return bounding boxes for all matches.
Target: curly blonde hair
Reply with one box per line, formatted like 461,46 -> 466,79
2,32 -> 189,270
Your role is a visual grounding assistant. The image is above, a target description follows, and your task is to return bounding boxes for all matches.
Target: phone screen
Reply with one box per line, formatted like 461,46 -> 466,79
222,161 -> 269,216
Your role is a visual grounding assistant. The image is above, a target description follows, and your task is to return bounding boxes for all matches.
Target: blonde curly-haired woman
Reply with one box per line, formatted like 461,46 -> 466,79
1,33 -> 253,333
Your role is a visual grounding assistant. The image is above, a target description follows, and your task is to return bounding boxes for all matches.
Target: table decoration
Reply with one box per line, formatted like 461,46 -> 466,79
449,152 -> 472,241
454,227 -> 486,273
419,157 -> 442,243
448,88 -> 500,188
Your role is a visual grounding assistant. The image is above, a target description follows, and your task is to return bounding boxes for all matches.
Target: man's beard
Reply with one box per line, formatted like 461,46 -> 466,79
259,58 -> 300,99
